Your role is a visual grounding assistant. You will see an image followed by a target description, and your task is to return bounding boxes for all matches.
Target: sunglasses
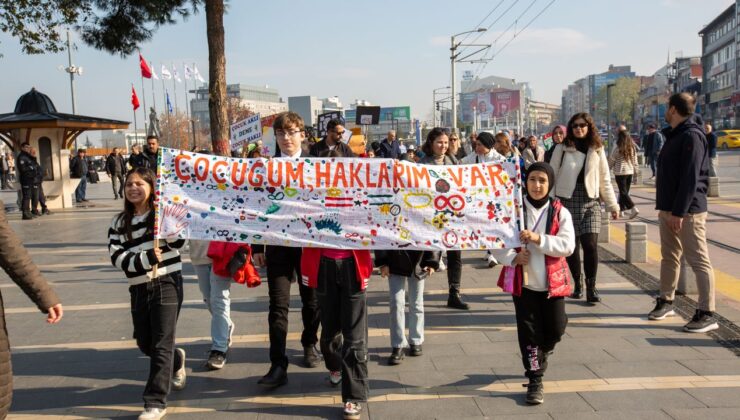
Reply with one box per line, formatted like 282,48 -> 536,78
571,123 -> 588,129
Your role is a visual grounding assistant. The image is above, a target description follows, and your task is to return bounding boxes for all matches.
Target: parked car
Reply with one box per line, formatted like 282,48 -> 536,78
715,130 -> 740,149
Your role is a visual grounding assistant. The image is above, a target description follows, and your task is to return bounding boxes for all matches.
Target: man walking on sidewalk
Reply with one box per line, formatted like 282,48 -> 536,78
70,149 -> 89,203
106,147 -> 126,199
648,92 -> 718,333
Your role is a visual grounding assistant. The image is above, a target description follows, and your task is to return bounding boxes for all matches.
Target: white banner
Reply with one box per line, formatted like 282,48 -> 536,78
155,148 -> 524,251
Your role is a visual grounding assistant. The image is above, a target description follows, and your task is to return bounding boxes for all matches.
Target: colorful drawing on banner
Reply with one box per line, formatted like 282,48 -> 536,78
156,148 -> 524,250
230,114 -> 262,151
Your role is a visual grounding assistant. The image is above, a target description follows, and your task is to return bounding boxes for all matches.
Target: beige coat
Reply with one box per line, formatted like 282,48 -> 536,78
549,144 -> 619,213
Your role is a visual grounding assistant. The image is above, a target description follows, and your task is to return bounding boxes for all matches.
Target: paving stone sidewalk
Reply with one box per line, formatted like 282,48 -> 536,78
1,181 -> 739,419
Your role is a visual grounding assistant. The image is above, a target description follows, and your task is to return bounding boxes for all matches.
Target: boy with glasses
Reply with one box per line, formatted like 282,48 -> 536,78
252,112 -> 321,388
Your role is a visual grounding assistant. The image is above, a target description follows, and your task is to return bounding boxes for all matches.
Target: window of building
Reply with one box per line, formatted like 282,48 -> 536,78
38,137 -> 54,181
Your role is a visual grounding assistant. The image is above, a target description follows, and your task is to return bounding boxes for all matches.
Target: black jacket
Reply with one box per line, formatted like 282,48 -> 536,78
309,138 -> 356,157
143,149 -> 158,170
656,114 -> 708,217
17,152 -> 38,186
128,152 -> 148,169
69,155 -> 87,179
106,153 -> 126,175
707,132 -> 718,158
374,249 -> 441,278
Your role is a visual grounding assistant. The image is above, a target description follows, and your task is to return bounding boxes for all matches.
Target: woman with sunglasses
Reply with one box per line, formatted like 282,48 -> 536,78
550,113 -> 619,303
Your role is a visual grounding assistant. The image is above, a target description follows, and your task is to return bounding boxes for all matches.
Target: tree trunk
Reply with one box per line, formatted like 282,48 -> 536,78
205,0 -> 229,156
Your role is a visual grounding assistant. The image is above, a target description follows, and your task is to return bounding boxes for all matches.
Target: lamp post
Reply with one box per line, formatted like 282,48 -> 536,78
433,86 -> 450,127
64,29 -> 83,150
451,28 -> 487,134
607,82 -> 616,151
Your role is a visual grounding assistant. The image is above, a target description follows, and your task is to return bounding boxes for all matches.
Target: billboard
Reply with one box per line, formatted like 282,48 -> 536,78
345,106 -> 411,123
460,90 -> 520,122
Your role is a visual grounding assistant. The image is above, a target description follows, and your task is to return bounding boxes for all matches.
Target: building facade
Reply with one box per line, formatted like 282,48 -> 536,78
190,84 -> 287,130
700,4 -> 736,128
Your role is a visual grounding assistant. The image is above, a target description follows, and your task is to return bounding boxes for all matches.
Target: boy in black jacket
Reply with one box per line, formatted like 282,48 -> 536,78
375,249 -> 440,365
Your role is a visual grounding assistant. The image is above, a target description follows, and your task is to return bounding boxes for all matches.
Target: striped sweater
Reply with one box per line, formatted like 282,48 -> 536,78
608,147 -> 638,176
108,211 -> 185,285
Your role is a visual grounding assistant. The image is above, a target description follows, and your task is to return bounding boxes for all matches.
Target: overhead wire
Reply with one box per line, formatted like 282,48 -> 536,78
455,0 -> 507,46
457,0 -> 521,56
471,0 -> 556,80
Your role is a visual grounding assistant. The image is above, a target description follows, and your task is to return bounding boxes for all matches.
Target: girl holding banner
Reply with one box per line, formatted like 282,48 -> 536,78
492,162 -> 575,405
108,168 -> 187,420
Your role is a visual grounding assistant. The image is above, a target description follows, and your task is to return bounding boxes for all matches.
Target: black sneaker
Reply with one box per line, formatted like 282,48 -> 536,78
684,310 -> 719,333
388,347 -> 404,365
524,378 -> 544,405
409,344 -> 423,357
648,298 -> 676,320
304,345 -> 320,368
343,401 -> 362,420
206,350 -> 226,370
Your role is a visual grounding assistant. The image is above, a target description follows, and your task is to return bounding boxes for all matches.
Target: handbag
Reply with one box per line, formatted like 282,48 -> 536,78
497,252 -> 524,296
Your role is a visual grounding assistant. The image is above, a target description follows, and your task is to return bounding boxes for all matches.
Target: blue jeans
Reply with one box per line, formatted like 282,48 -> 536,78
388,274 -> 425,348
75,176 -> 87,201
194,264 -> 233,352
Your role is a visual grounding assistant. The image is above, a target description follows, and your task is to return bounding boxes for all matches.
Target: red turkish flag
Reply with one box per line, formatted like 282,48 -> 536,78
131,86 -> 140,110
139,53 -> 152,79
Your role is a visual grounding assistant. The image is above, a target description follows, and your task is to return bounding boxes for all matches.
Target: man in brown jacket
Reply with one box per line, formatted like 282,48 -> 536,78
0,200 -> 63,418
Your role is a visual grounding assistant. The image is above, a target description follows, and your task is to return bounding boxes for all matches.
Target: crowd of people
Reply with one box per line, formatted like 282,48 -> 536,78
0,92 -> 719,420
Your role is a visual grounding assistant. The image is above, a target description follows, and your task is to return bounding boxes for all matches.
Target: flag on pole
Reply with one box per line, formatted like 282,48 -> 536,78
193,65 -> 206,83
166,90 -> 173,114
183,64 -> 194,80
161,64 -> 172,80
151,62 -> 159,80
131,85 -> 140,110
139,53 -> 153,79
172,65 -> 182,83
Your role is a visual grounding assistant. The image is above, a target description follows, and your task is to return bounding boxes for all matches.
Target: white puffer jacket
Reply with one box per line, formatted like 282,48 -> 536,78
549,143 -> 619,213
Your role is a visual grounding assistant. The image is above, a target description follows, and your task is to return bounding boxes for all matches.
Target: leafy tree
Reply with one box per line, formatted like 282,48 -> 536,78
0,0 -> 230,156
593,77 -> 641,126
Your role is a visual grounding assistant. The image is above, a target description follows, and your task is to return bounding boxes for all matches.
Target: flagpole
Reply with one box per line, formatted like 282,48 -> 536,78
161,65 -> 169,144
171,62 -> 180,149
191,62 -> 198,150
150,61 -> 157,113
183,62 -> 191,150
132,84 -> 138,141
139,52 -> 148,136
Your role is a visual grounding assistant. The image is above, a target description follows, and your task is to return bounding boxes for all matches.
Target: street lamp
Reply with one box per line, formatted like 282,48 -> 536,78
606,82 -> 616,151
451,28 -> 487,134
433,86 -> 450,127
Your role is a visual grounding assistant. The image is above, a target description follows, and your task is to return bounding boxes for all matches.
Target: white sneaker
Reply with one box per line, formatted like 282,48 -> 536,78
138,407 -> 167,420
437,259 -> 446,272
227,322 -> 235,348
487,254 -> 498,268
627,207 -> 639,219
172,348 -> 186,390
329,370 -> 342,386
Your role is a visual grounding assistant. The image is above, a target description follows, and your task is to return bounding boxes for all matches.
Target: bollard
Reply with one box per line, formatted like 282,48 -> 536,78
625,222 -> 648,263
677,256 -> 698,295
637,154 -> 645,166
598,210 -> 610,243
634,167 -> 642,185
708,176 -> 720,197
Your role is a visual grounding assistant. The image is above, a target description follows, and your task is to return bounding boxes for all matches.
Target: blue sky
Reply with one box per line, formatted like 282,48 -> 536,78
0,0 -> 734,142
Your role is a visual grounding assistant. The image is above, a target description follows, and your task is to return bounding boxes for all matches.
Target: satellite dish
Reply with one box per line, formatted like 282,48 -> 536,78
77,67 -> 84,76
57,65 -> 65,71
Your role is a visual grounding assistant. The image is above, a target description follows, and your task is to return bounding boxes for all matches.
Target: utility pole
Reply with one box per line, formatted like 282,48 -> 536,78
607,83 -> 616,151
64,29 -> 82,150
432,86 -> 450,127
450,28 -> 488,135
